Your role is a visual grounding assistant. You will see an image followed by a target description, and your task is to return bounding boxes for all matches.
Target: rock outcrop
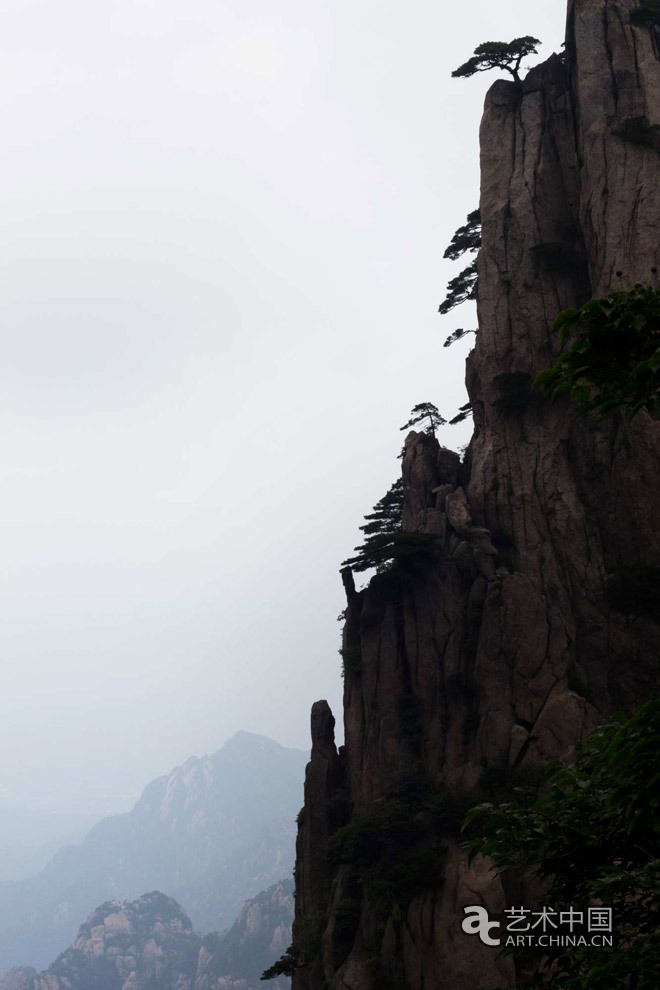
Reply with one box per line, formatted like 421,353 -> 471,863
196,879 -> 293,990
290,1 -> 660,988
10,892 -> 201,990
1,883 -> 294,990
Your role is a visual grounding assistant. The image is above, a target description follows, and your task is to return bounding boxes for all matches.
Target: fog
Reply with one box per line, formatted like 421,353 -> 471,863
0,0 -> 564,815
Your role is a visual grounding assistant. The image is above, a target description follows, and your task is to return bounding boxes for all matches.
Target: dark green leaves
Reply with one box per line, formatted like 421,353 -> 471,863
463,702 -> 660,988
534,283 -> 660,420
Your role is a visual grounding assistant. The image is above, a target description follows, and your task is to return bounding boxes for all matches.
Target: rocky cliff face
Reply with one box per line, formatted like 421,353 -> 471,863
291,2 -> 660,988
1,883 -> 294,990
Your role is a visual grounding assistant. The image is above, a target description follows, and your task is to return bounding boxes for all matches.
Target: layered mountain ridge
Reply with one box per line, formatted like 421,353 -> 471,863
291,1 -> 660,988
0,732 -> 306,975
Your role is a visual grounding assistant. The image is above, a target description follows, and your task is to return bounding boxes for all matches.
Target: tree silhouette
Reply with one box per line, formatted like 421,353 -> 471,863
452,37 -> 540,84
443,209 -> 481,261
440,209 -> 481,342
400,402 -> 446,436
342,481 -> 401,573
341,479 -> 440,574
438,259 -> 478,316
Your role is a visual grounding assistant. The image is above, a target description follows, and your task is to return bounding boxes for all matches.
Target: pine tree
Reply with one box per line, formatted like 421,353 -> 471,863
443,209 -> 481,261
438,259 -> 478,316
440,210 -> 481,343
452,37 -> 540,84
341,481 -> 403,573
400,402 -> 446,435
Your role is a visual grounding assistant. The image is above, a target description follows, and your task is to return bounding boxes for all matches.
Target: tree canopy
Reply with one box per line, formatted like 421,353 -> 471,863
438,260 -> 478,316
452,37 -> 541,83
341,479 -> 440,573
400,402 -> 446,435
463,701 -> 660,988
534,281 -> 660,420
443,209 -> 481,261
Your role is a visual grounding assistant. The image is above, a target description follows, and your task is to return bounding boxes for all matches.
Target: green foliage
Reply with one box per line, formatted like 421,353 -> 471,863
360,479 -> 404,537
341,479 -> 402,572
328,798 -> 447,916
296,805 -> 306,826
463,702 -> 660,989
440,210 -> 480,345
342,530 -> 441,574
341,477 -> 441,574
339,646 -> 363,677
260,911 -> 325,981
438,258 -> 477,315
443,209 -> 481,261
261,947 -> 297,980
534,282 -> 660,420
399,401 -> 446,435
452,36 -> 541,83
631,1 -> 660,27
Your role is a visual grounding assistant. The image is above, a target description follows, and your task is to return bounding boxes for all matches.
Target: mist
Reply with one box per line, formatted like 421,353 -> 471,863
0,0 -> 565,815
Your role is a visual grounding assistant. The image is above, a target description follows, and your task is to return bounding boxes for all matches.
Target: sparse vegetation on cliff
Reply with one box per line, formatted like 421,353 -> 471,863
438,257 -> 478,316
535,281 -> 660,420
341,462 -> 441,574
328,796 -> 448,917
443,209 -> 481,260
439,210 -> 480,344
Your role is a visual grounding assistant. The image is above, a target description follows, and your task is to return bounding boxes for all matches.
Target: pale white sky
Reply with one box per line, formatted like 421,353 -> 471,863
0,0 -> 565,814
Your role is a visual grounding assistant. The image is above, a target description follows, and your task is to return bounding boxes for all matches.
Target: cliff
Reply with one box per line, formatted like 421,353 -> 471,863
291,1 -> 660,988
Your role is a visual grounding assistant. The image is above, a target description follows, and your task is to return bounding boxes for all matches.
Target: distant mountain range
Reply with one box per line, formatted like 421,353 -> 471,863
0,732 -> 306,975
0,882 -> 293,990
0,808 -> 98,882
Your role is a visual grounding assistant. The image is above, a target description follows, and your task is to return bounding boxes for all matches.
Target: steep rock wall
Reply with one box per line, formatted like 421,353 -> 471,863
292,2 -> 660,988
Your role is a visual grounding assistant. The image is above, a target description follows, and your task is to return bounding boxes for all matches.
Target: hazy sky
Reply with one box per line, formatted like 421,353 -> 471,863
0,0 -> 565,815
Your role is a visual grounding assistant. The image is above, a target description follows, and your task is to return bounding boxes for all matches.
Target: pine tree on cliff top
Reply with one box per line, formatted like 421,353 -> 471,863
452,36 -> 540,84
399,402 -> 446,435
342,404 -> 446,573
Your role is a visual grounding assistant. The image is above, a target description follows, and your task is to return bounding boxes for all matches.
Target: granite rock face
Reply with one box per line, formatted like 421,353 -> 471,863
291,2 -> 660,987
